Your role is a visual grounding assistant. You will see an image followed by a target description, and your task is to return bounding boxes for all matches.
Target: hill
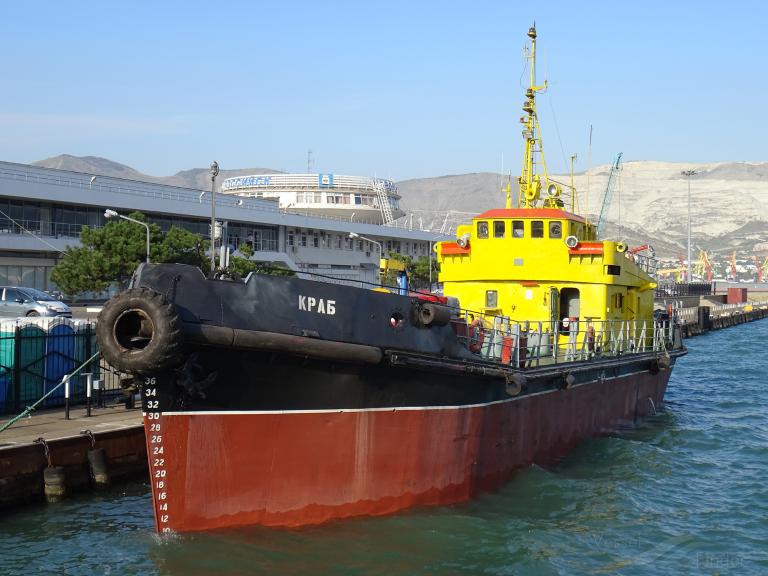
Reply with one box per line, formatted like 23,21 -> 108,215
31,155 -> 768,260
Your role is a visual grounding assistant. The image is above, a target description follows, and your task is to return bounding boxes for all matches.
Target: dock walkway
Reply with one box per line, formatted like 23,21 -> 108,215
0,404 -> 141,447
0,404 -> 145,509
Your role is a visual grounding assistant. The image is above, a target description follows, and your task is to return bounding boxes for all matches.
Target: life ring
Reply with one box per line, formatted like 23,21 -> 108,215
97,288 -> 184,374
468,320 -> 485,353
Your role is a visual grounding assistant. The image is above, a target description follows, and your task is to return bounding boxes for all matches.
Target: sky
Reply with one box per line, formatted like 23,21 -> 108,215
1,1 -> 766,181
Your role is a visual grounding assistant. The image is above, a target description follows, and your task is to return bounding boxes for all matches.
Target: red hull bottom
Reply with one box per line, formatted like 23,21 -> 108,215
145,370 -> 669,533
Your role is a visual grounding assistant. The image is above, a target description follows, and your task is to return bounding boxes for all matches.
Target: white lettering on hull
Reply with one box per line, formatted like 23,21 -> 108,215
298,294 -> 336,315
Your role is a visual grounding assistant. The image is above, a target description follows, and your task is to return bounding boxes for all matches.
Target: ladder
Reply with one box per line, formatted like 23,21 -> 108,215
374,179 -> 394,225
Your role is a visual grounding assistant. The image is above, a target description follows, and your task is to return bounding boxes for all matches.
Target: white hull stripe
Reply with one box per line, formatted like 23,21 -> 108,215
144,370 -> 653,417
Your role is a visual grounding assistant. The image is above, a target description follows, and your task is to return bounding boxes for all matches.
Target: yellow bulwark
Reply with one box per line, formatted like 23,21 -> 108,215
435,25 -> 658,345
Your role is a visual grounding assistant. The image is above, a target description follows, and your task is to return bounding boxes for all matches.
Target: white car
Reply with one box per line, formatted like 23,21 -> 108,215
0,287 -> 72,318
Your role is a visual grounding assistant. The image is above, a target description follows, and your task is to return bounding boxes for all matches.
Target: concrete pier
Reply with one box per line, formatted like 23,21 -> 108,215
674,302 -> 768,338
0,405 -> 144,509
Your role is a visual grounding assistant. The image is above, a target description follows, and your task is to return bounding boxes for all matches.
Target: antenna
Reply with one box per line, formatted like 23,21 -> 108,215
587,125 -> 592,226
307,149 -> 313,174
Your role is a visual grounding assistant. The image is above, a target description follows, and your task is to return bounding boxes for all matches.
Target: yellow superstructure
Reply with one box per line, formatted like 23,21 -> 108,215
435,25 -> 657,340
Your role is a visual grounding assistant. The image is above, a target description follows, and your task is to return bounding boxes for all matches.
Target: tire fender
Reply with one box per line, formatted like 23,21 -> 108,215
96,288 -> 184,374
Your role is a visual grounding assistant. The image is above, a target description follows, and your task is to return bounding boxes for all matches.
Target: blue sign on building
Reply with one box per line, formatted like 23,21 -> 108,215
318,173 -> 334,188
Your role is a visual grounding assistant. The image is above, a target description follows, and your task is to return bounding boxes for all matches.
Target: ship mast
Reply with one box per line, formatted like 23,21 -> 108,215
515,25 -> 552,209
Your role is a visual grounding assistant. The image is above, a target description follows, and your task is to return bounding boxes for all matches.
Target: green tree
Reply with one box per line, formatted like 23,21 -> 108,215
229,243 -> 294,279
379,254 -> 438,290
410,256 -> 439,290
153,227 -> 208,269
52,212 -> 212,298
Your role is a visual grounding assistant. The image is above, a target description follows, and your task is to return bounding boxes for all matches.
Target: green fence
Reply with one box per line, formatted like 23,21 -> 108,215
0,319 -> 123,414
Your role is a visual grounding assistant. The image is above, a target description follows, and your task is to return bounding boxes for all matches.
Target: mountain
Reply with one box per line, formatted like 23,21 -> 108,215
398,161 -> 768,259
31,155 -> 768,260
33,155 -> 283,190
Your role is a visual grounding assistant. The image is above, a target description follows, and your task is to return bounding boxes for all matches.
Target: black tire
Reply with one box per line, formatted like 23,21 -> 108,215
26,311 -> 40,317
97,287 -> 184,374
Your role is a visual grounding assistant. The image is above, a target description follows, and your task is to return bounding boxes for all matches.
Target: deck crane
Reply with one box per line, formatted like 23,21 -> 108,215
596,152 -> 623,238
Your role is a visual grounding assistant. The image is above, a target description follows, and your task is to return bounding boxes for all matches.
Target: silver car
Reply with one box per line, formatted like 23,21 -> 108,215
0,287 -> 72,318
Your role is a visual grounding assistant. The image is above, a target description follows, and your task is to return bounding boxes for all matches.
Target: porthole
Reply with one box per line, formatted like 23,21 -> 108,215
390,311 -> 405,328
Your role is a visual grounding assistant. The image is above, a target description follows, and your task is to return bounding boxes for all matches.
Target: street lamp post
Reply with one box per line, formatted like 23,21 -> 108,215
681,170 -> 696,283
104,209 -> 151,263
349,232 -> 382,283
210,161 -> 220,275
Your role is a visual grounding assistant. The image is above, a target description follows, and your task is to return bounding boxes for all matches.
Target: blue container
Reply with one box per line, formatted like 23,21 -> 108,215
0,321 -> 16,413
44,319 -> 76,408
18,323 -> 46,409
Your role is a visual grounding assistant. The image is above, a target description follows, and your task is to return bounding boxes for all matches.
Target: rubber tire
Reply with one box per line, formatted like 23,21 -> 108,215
26,311 -> 39,317
97,287 -> 183,374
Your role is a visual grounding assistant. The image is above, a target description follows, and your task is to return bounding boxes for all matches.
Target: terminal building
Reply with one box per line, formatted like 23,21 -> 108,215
0,161 -> 441,292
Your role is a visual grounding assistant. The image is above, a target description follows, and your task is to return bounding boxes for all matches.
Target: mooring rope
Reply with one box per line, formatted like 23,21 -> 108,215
0,351 -> 101,434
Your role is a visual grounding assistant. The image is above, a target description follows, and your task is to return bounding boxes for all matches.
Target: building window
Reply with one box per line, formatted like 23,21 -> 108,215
300,234 -> 307,247
287,231 -> 295,246
531,221 -> 544,238
313,233 -> 319,248
512,221 -> 524,238
494,221 -> 505,238
477,221 -> 489,239
549,221 -> 563,238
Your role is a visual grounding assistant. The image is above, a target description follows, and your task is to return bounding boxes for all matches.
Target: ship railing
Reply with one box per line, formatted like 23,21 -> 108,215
456,316 -> 677,368
626,252 -> 659,275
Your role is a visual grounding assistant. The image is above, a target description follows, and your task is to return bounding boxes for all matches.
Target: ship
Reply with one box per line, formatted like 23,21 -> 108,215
96,25 -> 686,534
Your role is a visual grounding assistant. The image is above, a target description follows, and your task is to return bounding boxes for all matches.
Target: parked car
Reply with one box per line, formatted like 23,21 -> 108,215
0,287 -> 71,318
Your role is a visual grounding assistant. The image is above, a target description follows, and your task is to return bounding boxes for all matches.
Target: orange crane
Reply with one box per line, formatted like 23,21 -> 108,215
756,255 -> 768,282
694,250 -> 713,282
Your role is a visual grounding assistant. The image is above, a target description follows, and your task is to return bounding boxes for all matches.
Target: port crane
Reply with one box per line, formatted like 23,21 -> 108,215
694,250 -> 713,282
755,255 -> 768,282
596,152 -> 623,238
728,251 -> 737,281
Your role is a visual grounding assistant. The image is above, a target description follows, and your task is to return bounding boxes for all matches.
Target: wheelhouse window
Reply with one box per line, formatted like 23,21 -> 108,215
477,221 -> 489,239
531,221 -> 544,238
512,220 -> 524,238
486,290 -> 498,307
493,221 -> 505,238
549,221 -> 563,238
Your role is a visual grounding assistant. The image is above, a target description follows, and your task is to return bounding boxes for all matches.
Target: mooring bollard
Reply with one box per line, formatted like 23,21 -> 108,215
84,373 -> 93,417
94,378 -> 103,408
64,375 -> 70,420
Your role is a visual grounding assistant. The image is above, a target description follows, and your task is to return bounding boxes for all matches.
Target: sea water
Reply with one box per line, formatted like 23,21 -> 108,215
2,320 -> 767,575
